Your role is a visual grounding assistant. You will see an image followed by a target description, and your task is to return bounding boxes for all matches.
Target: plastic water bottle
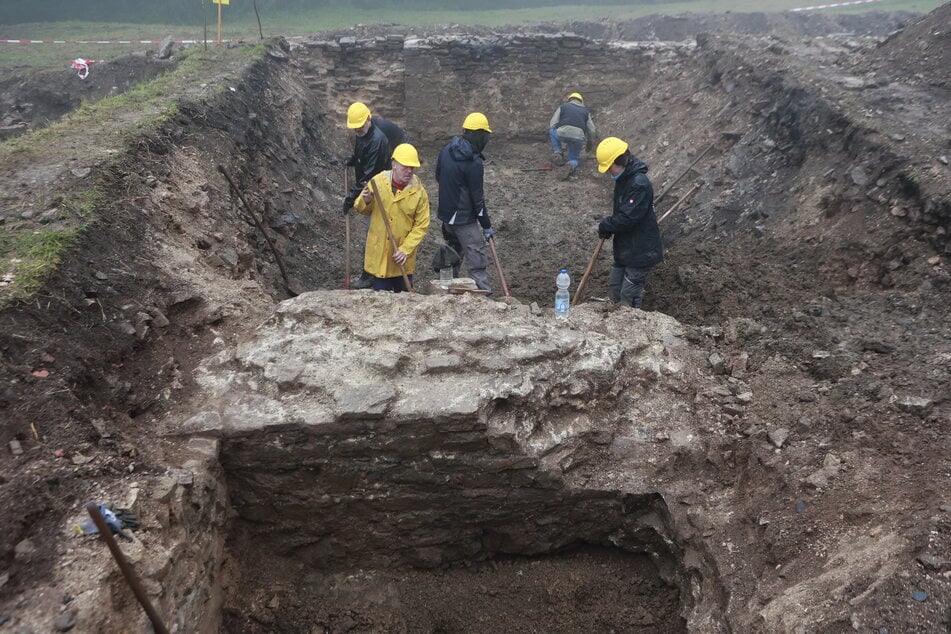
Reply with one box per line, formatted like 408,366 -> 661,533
555,269 -> 570,320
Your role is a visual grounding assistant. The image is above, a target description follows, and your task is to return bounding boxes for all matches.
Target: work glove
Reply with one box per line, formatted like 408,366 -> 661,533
597,225 -> 612,240
344,155 -> 356,167
483,228 -> 495,241
342,195 -> 356,215
105,505 -> 138,542
114,508 -> 140,531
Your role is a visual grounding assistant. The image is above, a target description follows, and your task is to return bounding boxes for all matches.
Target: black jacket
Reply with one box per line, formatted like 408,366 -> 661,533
373,117 -> 410,151
599,159 -> 663,269
435,136 -> 491,228
347,122 -> 391,202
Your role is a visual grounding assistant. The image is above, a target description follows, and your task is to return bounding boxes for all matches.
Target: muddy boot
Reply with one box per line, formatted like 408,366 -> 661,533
353,270 -> 375,289
563,165 -> 577,181
553,152 -> 566,167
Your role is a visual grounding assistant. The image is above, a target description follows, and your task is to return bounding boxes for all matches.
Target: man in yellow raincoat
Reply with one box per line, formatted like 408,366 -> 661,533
353,143 -> 431,292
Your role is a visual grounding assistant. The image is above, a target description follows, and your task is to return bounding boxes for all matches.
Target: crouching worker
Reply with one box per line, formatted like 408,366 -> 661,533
596,137 -> 663,309
354,144 -> 431,292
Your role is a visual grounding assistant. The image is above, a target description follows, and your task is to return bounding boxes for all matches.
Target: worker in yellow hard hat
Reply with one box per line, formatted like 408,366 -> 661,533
353,143 -> 431,292
344,102 -> 404,289
549,92 -> 597,179
434,112 -> 495,294
595,137 -> 663,308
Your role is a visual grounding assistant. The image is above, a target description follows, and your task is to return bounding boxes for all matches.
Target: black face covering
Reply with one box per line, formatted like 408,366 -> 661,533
463,129 -> 490,154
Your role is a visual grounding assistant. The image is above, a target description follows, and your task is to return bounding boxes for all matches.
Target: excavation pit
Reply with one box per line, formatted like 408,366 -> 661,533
170,291 -> 724,631
222,454 -> 686,632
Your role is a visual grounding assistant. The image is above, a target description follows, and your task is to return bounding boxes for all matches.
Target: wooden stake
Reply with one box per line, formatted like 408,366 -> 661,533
217,1 -> 222,45
368,179 -> 413,293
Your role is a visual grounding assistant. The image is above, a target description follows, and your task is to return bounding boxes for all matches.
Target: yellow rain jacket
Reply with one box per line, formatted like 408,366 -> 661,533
354,170 -> 431,278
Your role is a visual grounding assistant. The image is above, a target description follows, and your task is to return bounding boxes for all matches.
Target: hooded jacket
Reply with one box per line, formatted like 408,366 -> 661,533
434,136 -> 491,229
373,117 -> 410,151
599,158 -> 663,269
347,122 -> 391,203
353,170 -> 431,278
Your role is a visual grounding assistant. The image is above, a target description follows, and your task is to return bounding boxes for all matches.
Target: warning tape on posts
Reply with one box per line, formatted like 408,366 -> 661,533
0,39 -> 231,45
789,0 -> 882,12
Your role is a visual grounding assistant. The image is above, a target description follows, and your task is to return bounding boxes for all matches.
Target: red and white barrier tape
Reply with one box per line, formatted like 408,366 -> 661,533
790,0 -> 882,12
0,38 -> 231,45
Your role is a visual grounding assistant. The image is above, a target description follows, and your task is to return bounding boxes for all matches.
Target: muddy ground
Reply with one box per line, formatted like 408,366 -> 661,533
0,5 -> 949,633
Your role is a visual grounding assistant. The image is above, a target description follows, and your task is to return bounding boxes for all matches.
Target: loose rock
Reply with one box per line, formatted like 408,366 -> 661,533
767,427 -> 790,448
53,610 -> 77,632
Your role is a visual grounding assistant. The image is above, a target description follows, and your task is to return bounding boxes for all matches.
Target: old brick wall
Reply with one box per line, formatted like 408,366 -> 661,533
295,33 -> 692,145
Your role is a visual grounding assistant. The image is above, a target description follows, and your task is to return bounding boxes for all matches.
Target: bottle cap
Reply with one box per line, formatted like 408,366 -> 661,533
560,268 -> 567,273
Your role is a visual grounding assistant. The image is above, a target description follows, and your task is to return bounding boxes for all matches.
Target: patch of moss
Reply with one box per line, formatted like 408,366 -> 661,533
899,168 -> 921,194
0,226 -> 86,301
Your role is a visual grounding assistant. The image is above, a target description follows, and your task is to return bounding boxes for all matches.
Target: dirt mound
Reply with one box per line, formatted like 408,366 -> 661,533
559,10 -> 917,41
0,53 -> 175,139
866,2 -> 951,86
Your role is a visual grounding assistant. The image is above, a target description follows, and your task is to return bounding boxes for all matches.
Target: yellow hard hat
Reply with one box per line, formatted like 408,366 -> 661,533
462,112 -> 491,133
596,137 -> 629,173
346,102 -> 371,129
392,143 -> 421,167
568,92 -> 584,104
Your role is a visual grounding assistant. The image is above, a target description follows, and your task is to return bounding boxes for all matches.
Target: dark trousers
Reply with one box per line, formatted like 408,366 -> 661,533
372,274 -> 413,293
441,222 -> 490,293
609,265 -> 652,308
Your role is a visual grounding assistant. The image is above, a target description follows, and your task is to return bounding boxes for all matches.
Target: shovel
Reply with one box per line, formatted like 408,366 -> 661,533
486,236 -> 511,297
368,178 -> 414,293
572,237 -> 605,307
343,166 -> 351,289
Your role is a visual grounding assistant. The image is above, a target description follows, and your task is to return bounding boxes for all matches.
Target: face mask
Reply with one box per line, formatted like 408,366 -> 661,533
611,170 -> 623,181
464,130 -> 489,154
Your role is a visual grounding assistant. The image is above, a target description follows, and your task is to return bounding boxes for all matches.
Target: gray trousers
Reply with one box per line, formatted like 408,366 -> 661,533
442,222 -> 491,293
609,265 -> 652,308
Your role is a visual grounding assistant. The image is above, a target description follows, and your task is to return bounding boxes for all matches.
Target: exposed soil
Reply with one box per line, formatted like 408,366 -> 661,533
0,6 -> 949,633
225,546 -> 683,633
0,53 -> 176,139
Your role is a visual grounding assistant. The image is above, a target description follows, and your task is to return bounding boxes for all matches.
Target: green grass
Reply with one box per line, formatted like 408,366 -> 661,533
0,0 -> 942,73
0,44 -> 265,301
0,226 -> 85,299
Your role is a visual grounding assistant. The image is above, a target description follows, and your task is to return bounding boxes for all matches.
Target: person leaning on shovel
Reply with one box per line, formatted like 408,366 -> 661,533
343,102 -> 393,289
435,112 -> 495,295
595,137 -> 663,309
353,144 -> 431,293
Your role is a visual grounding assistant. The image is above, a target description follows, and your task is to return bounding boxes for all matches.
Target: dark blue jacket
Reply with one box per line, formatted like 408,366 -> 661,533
435,136 -> 491,228
599,159 -> 663,269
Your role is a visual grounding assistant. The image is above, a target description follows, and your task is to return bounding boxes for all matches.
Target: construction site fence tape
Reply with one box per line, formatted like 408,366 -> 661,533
0,39 -> 234,45
789,0 -> 881,12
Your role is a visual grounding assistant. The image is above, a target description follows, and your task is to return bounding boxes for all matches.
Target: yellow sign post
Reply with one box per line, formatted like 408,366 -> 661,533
213,0 -> 229,45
